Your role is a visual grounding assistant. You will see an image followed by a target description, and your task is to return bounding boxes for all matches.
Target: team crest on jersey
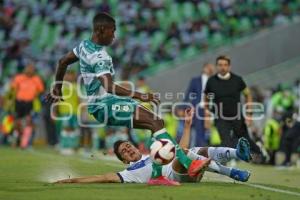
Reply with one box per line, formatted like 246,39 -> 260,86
127,157 -> 151,171
112,104 -> 132,112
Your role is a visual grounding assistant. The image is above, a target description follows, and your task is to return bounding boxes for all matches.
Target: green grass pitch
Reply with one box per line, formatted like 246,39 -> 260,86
1,147 -> 300,200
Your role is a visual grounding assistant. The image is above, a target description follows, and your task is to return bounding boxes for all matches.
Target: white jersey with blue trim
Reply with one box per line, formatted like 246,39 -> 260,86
117,147 -> 204,183
117,155 -> 173,183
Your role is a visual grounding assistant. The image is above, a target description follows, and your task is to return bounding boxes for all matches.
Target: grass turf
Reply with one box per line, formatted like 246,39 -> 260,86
0,147 -> 300,200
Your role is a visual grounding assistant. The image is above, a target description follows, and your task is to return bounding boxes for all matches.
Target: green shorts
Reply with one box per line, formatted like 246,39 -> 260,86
91,95 -> 138,128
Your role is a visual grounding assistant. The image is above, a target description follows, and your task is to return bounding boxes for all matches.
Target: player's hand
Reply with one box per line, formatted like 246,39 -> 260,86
45,85 -> 64,104
184,107 -> 194,127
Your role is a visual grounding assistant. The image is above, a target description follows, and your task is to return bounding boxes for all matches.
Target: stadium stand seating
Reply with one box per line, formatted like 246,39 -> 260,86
0,0 -> 300,80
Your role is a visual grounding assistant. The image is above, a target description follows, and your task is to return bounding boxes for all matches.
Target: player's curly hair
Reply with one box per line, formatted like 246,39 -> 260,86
113,140 -> 128,161
93,12 -> 115,28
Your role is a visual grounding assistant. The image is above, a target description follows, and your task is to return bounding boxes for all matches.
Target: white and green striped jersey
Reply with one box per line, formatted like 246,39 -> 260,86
73,39 -> 115,113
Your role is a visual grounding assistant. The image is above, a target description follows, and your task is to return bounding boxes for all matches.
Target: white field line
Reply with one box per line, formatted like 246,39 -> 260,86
241,182 -> 300,197
203,175 -> 300,197
28,150 -> 300,196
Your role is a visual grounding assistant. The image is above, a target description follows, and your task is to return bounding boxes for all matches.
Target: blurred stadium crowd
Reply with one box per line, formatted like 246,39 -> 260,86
1,0 -> 300,79
0,0 -> 300,166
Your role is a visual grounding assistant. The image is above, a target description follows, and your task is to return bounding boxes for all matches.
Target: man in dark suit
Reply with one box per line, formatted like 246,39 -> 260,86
183,63 -> 215,147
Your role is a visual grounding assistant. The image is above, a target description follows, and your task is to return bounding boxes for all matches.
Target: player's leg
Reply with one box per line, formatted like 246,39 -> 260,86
191,147 -> 236,164
281,122 -> 300,165
133,105 -> 208,177
59,115 -> 78,155
20,115 -> 33,149
233,119 -> 261,154
171,149 -> 211,180
190,137 -> 252,164
214,119 -> 236,148
17,101 -> 34,149
187,149 -> 250,182
92,96 -> 208,183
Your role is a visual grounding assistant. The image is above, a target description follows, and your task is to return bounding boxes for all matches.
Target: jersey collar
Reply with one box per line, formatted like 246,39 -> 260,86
87,39 -> 103,51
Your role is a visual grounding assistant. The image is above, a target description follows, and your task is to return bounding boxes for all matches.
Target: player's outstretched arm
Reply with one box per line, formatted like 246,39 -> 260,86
45,51 -> 78,104
98,73 -> 160,105
203,94 -> 212,130
179,108 -> 194,149
54,173 -> 121,184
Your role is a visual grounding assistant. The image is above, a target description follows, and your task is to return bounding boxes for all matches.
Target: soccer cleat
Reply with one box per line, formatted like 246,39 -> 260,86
230,168 -> 251,182
236,137 -> 251,162
147,176 -> 180,186
188,158 -> 211,177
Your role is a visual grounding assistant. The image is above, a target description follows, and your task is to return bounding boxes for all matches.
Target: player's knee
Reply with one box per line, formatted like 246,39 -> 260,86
149,118 -> 164,132
155,118 -> 165,129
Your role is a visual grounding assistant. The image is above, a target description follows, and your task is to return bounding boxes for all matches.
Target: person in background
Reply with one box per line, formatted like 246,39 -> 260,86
105,127 -> 128,155
271,84 -> 297,165
263,112 -> 281,165
136,76 -> 152,110
0,95 -> 7,144
42,99 -> 58,147
280,115 -> 300,166
132,77 -> 152,152
57,70 -> 80,155
183,63 -> 215,147
271,84 -> 296,119
204,55 -> 262,158
0,95 -> 14,145
11,63 -> 44,148
0,78 -> 15,145
79,104 -> 99,152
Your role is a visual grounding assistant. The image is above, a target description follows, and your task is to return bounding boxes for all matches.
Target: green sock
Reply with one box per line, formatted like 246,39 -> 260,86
60,130 -> 68,148
153,129 -> 192,169
70,130 -> 80,148
150,138 -> 163,178
151,163 -> 162,178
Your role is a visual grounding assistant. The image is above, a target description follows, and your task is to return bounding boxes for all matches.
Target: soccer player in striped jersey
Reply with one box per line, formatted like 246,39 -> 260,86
46,12 -> 208,186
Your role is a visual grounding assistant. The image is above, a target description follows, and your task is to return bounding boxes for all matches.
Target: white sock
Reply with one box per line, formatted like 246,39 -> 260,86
152,128 -> 167,138
208,147 -> 237,164
187,150 -> 232,177
189,147 -> 201,155
207,160 -> 232,176
187,149 -> 203,160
